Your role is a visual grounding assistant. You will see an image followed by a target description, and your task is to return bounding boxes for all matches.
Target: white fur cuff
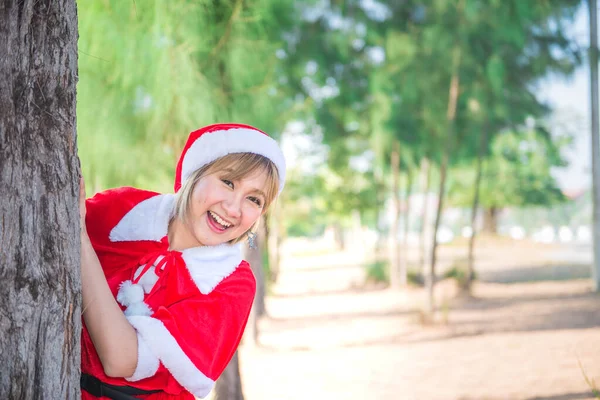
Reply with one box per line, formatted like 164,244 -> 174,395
126,334 -> 160,382
126,315 -> 215,398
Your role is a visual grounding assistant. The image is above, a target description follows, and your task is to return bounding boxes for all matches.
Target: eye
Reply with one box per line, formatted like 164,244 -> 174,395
247,196 -> 263,207
221,179 -> 234,189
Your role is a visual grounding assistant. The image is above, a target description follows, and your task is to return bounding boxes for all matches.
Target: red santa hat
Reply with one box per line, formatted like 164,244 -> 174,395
174,123 -> 286,193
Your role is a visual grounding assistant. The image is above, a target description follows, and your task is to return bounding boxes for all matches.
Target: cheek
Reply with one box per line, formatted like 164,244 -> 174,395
191,184 -> 215,208
189,194 -> 203,214
241,206 -> 262,228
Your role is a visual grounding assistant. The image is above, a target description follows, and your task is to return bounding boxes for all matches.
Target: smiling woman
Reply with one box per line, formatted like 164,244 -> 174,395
79,123 -> 286,399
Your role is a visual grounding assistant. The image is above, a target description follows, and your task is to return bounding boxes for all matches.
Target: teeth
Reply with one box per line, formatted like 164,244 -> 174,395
209,211 -> 231,228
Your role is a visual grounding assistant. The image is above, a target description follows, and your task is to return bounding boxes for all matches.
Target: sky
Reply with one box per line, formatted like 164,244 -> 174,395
542,4 -> 593,192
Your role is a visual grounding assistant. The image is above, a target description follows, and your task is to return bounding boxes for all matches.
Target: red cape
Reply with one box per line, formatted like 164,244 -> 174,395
82,187 -> 256,399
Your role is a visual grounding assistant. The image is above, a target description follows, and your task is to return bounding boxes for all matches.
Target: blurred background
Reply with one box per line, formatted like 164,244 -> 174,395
77,0 -> 600,399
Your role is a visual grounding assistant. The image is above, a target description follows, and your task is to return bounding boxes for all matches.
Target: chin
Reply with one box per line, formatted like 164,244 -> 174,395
210,239 -> 232,247
195,225 -> 236,247
199,234 -> 235,247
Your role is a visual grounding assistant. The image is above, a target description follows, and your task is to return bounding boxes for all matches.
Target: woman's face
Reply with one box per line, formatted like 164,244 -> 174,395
180,169 -> 267,247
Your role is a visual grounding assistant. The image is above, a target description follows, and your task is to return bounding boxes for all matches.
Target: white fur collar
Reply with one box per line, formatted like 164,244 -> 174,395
109,194 -> 243,295
181,244 -> 243,294
109,194 -> 176,242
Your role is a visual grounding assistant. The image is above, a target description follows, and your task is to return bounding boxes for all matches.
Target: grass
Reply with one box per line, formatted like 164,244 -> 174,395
578,358 -> 600,399
363,260 -> 427,286
407,268 -> 425,286
443,260 -> 476,291
364,260 -> 389,284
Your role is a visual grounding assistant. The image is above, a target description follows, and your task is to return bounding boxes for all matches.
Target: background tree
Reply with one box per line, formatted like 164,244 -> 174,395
445,0 -> 581,290
0,0 -> 81,398
274,1 -> 583,302
589,0 -> 600,292
390,0 -> 583,309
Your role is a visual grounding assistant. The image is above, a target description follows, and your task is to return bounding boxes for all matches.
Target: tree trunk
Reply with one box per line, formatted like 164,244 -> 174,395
0,0 -> 81,398
419,157 -> 432,275
482,207 -> 498,234
427,161 -> 447,315
243,215 -> 267,346
589,0 -> 600,292
216,220 -> 265,400
389,140 -> 402,288
466,125 -> 488,291
266,200 -> 283,284
214,352 -> 245,400
427,46 -> 461,316
374,168 -> 387,258
333,223 -> 345,250
401,168 -> 413,284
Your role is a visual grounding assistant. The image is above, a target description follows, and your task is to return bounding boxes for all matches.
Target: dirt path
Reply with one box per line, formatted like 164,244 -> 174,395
238,242 -> 600,400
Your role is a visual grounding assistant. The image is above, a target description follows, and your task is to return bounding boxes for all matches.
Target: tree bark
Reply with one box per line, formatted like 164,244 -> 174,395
419,157 -> 432,275
214,352 -> 245,400
427,46 -> 461,316
482,207 -> 498,234
0,0 -> 81,398
466,125 -> 488,291
389,139 -> 402,288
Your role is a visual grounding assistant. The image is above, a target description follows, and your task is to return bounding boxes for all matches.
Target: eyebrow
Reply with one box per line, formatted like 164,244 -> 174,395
251,189 -> 267,199
219,169 -> 267,198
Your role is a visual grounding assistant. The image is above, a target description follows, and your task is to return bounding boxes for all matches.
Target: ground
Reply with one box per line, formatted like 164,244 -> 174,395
238,238 -> 600,400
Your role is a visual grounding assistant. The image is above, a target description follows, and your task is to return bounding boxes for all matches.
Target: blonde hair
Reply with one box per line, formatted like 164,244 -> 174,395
173,153 -> 280,244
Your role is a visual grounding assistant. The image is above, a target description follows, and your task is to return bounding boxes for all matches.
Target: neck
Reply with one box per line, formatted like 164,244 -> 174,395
167,217 -> 202,251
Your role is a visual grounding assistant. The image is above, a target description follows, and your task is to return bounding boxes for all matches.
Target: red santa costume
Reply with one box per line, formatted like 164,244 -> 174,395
81,123 -> 286,399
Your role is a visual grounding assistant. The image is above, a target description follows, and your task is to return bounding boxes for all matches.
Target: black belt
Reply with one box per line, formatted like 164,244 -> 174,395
81,373 -> 161,400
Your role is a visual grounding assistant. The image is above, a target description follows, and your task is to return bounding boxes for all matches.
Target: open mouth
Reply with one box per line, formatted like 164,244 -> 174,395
207,210 -> 233,232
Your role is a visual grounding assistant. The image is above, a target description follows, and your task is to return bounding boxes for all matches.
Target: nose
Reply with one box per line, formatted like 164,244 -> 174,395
222,195 -> 242,220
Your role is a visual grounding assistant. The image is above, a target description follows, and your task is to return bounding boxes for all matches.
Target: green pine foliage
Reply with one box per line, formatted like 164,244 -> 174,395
77,0 -> 293,193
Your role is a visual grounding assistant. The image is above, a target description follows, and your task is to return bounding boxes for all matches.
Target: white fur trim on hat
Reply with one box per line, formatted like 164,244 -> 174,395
181,128 -> 286,193
126,315 -> 215,398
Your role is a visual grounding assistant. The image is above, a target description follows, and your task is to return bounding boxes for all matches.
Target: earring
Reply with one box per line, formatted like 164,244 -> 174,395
247,232 -> 257,250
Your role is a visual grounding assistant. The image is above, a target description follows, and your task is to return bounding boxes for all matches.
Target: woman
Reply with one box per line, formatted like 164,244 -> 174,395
80,123 -> 286,399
